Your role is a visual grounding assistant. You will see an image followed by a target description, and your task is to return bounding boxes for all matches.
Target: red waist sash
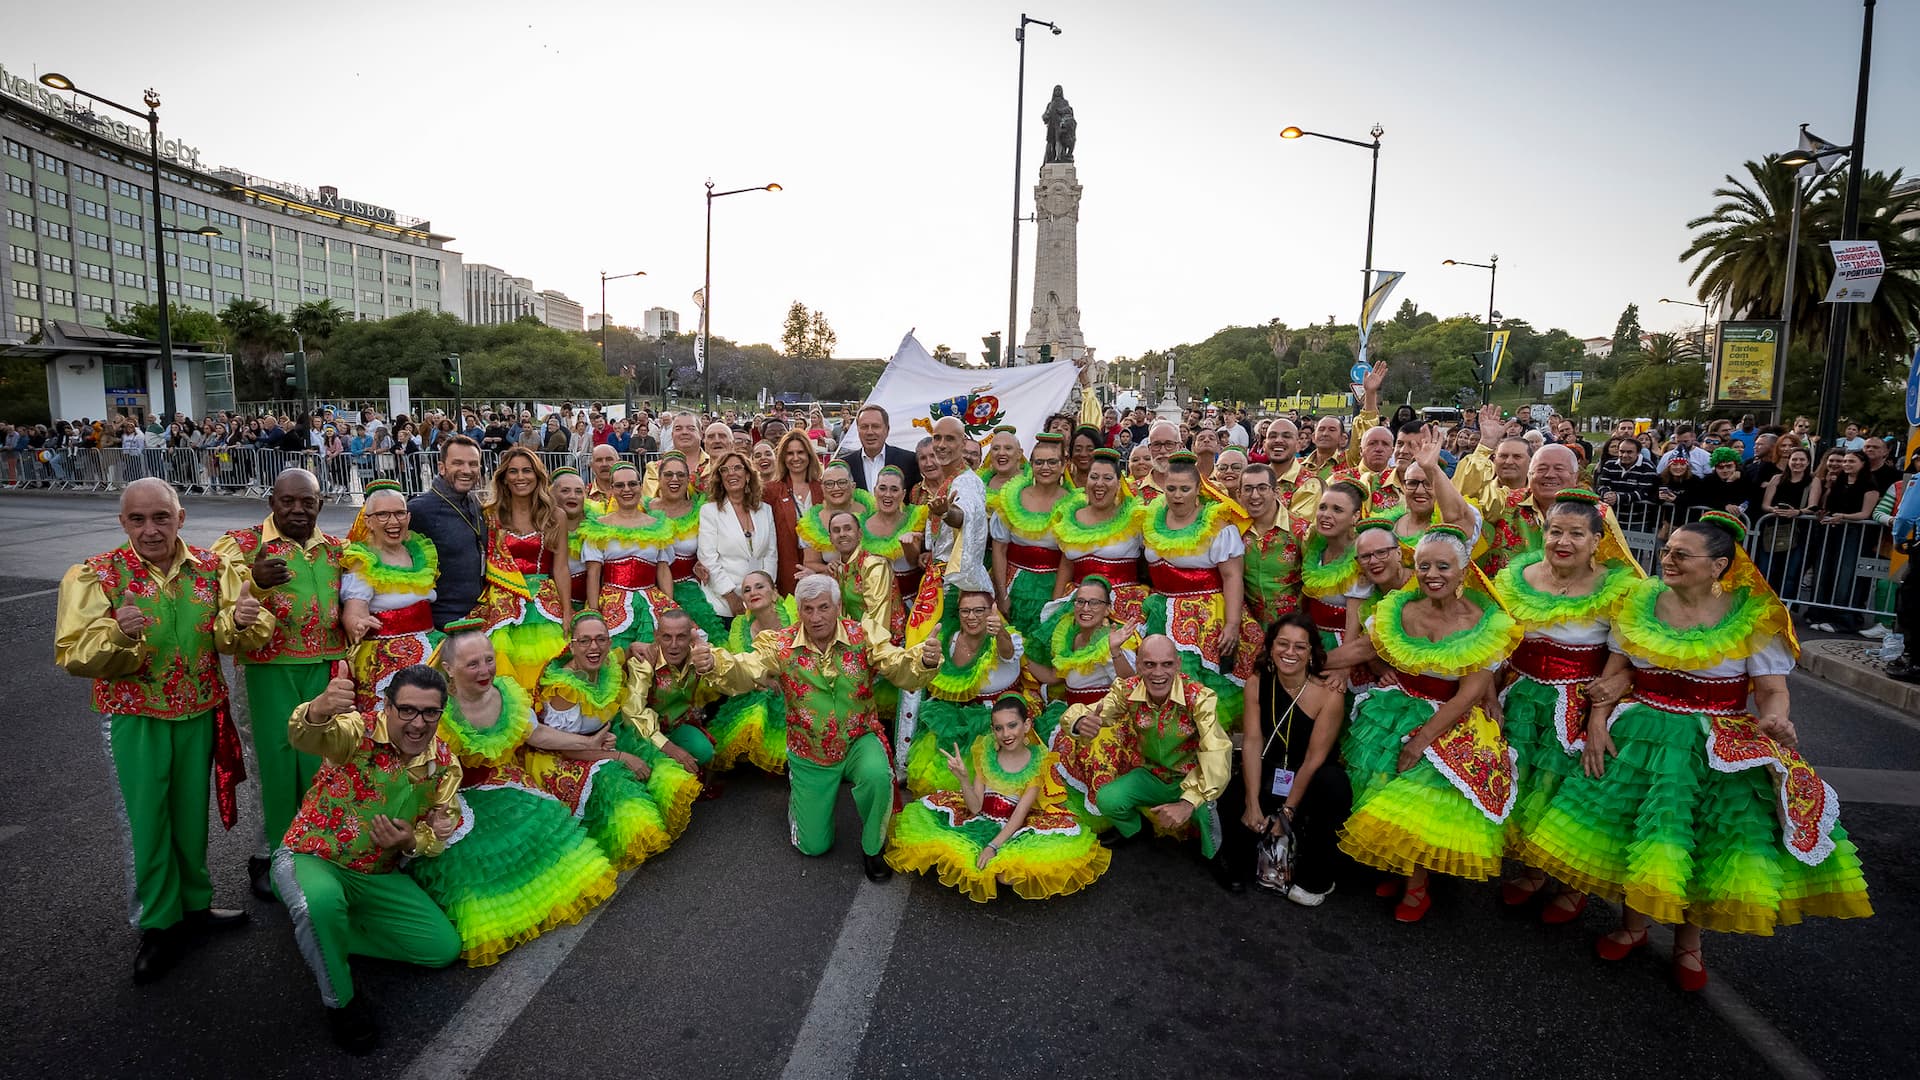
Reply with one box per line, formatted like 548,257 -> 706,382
374,599 -> 434,636
1391,670 -> 1458,703
571,574 -> 589,604
602,557 -> 657,590
1071,555 -> 1139,586
1631,668 -> 1748,715
1510,637 -> 1609,685
1307,595 -> 1347,634
981,792 -> 1019,819
1006,542 -> 1062,573
1062,685 -> 1109,705
1147,562 -> 1221,598
668,552 -> 697,580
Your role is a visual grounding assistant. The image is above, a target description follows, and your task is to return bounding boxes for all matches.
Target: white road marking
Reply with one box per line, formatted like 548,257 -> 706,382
397,869 -> 633,1080
0,588 -> 57,604
778,876 -> 913,1080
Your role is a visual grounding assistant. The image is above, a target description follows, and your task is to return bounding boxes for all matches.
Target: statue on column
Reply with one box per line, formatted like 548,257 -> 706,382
1042,86 -> 1075,165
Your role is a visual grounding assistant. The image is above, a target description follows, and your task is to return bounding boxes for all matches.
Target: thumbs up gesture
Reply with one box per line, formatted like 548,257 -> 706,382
690,637 -> 715,675
920,635 -> 943,669
251,546 -> 292,589
114,603 -> 153,640
233,579 -> 262,629
314,660 -> 358,717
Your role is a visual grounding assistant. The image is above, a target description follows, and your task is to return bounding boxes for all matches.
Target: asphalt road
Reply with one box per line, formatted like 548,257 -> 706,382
1,491 -> 1914,1080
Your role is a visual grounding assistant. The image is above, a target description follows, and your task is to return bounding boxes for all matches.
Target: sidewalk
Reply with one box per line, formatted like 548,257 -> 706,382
1798,636 -> 1920,716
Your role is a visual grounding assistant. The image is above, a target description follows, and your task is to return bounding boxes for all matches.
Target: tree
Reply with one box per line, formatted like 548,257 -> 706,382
107,302 -> 226,346
1392,299 -> 1437,330
808,310 -> 837,359
781,302 -> 812,357
290,300 -> 350,358
1609,303 -> 1643,354
1602,333 -> 1706,418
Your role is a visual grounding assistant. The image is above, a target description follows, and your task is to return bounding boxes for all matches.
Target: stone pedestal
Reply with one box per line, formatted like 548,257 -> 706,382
1019,162 -> 1089,365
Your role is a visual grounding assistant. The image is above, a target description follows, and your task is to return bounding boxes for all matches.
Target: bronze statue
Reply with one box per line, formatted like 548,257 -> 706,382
1042,85 -> 1075,164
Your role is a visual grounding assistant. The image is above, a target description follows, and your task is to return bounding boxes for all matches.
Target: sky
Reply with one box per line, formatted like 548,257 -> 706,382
11,0 -> 1918,362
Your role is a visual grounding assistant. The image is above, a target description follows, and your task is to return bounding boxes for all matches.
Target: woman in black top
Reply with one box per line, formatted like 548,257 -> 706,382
1809,449 -> 1881,632
1221,611 -> 1352,903
1757,447 -> 1817,599
1651,454 -> 1697,539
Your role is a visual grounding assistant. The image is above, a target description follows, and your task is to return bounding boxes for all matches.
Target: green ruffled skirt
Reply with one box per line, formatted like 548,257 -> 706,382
709,687 -> 788,774
410,784 -> 617,966
1501,675 -> 1584,843
672,579 -> 729,642
905,698 -> 992,798
1516,700 -> 1874,934
886,791 -> 1110,902
1338,686 -> 1505,880
1006,567 -> 1058,655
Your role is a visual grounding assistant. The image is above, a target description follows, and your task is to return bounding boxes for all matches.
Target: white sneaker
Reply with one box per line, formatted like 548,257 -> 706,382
1860,624 -> 1889,639
1285,883 -> 1332,907
1811,623 -> 1836,633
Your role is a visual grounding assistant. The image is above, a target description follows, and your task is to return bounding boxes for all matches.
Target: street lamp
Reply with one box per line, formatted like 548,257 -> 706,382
42,72 -> 180,421
1007,13 -> 1062,368
1776,0 -> 1875,452
1280,123 -> 1385,318
1442,255 -> 1499,401
1657,297 -> 1712,357
1773,126 -> 1851,355
599,269 -> 646,415
703,180 -> 780,415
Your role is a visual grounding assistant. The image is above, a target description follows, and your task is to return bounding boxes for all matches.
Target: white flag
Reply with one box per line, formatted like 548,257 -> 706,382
1796,126 -> 1842,179
846,331 -> 1082,453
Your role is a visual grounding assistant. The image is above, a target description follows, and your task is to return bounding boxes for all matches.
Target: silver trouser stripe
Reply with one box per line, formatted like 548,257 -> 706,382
271,847 -> 340,1008
99,715 -> 141,930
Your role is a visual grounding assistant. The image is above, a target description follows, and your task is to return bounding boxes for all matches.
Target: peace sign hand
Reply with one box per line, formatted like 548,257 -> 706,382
939,743 -> 971,781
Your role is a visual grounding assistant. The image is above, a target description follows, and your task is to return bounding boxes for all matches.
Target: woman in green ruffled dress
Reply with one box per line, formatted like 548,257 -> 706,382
901,590 -> 1031,798
1140,452 -> 1261,724
706,571 -> 795,774
1327,525 -> 1523,923
411,626 -> 617,966
645,452 -> 727,641
991,432 -> 1071,650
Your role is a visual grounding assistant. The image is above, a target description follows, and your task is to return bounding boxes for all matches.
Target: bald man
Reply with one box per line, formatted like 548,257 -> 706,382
1474,443 -> 1627,576
924,415 -> 992,595
213,466 -> 349,901
1060,635 -> 1234,885
641,411 -> 705,501
1338,425 -> 1400,513
57,478 -> 264,982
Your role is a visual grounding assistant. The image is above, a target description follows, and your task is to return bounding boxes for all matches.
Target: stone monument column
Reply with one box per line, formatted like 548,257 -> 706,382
1020,163 -> 1087,364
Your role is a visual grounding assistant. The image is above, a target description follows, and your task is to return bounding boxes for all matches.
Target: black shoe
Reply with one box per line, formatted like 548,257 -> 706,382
248,856 -> 277,903
862,854 -> 894,883
1101,828 -> 1143,850
1888,659 -> 1920,684
132,928 -> 178,986
326,996 -> 381,1056
1209,856 -> 1245,894
183,907 -> 250,933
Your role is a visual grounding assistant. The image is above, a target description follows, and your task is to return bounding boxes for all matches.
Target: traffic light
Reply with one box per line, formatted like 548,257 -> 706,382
1473,350 -> 1496,385
282,350 -> 307,392
981,333 -> 1001,368
1039,343 -> 1053,364
442,353 -> 463,387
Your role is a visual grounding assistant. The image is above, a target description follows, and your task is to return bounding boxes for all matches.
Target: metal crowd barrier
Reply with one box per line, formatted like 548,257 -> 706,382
0,446 -> 662,502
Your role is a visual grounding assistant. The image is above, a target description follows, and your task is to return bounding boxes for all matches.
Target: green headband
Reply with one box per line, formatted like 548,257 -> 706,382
363,478 -> 403,496
550,466 -> 580,479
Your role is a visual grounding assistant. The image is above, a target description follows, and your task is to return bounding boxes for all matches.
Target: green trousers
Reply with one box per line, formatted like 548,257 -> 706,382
243,663 -> 331,851
665,724 -> 716,768
788,733 -> 893,857
1098,768 -> 1223,858
106,712 -> 213,931
272,849 -> 460,1007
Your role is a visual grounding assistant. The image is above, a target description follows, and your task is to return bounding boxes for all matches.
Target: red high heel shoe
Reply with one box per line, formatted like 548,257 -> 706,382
1671,944 -> 1709,992
1594,926 -> 1649,961
1394,883 -> 1431,923
1540,890 -> 1589,925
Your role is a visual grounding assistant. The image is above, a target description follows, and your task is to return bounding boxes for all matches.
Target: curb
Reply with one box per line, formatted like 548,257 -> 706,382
1799,639 -> 1920,716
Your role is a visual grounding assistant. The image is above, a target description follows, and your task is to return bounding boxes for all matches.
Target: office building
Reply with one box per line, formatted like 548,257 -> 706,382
538,289 -> 583,332
643,306 -> 680,338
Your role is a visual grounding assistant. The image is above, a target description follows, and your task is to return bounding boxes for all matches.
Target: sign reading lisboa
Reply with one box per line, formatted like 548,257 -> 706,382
0,61 -> 205,168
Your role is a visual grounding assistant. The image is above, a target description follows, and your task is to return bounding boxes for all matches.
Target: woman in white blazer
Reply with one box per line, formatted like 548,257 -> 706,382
699,448 -> 778,616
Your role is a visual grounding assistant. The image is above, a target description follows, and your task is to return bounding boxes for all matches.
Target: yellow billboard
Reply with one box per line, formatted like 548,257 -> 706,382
1713,321 -> 1786,407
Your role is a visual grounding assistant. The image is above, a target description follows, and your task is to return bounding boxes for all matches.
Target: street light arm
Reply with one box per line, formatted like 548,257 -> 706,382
40,77 -> 149,122
710,185 -> 780,199
1283,128 -> 1378,150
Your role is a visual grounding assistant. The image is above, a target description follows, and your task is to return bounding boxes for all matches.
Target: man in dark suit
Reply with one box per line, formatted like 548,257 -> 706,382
838,403 -> 921,494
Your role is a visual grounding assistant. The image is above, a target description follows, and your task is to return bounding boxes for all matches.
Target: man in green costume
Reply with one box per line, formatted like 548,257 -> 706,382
707,574 -> 942,881
622,608 -> 721,773
55,478 -> 263,983
213,467 -> 348,900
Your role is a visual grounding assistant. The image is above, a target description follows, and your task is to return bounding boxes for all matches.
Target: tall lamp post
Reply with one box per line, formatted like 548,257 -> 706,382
703,180 -> 781,415
1442,255 -> 1499,401
599,269 -> 646,416
41,72 -> 180,422
1007,13 -> 1062,368
1657,297 -> 1712,357
1778,0 -> 1875,450
1279,124 -> 1385,318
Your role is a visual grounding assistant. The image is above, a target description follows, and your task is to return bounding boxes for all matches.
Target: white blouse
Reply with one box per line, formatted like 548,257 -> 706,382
698,499 -> 777,609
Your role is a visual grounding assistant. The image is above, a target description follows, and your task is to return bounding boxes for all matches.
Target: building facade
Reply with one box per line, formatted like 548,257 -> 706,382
643,306 -> 679,338
463,263 -> 541,326
1,60 -> 463,362
538,289 -> 583,333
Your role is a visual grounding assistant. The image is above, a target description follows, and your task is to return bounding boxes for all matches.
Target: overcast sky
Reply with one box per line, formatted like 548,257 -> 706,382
12,0 -> 1918,360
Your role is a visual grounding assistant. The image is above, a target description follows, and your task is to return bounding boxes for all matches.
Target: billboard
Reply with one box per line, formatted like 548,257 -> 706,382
1711,321 -> 1787,409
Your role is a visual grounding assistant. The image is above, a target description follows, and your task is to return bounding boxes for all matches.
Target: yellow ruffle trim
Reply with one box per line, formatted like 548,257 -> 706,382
885,837 -> 1111,903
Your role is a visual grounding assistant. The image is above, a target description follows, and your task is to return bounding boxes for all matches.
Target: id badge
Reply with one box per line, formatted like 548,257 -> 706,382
1270,768 -> 1295,797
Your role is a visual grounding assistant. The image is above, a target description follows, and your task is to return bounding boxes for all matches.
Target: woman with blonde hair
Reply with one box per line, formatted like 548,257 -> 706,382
473,446 -> 570,689
764,429 -> 826,594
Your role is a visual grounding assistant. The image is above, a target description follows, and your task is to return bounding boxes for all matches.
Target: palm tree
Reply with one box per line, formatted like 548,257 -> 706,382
1681,159 -> 1919,362
290,299 -> 350,359
217,298 -> 294,400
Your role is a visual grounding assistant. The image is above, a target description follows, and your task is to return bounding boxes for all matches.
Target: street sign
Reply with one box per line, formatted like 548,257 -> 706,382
1349,362 -> 1370,385
1825,240 -> 1884,303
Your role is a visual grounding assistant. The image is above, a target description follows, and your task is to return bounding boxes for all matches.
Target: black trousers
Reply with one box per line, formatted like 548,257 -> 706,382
1900,560 -> 1920,660
1219,760 -> 1353,894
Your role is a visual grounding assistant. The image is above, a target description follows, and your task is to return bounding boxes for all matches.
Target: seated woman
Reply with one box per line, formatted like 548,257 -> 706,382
887,696 -> 1111,902
1328,525 -> 1523,923
340,479 -> 439,714
1220,612 -> 1352,906
411,625 -> 617,966
706,571 -> 795,775
1029,577 -> 1139,828
901,590 -> 1029,798
580,462 -> 673,652
523,612 -> 702,870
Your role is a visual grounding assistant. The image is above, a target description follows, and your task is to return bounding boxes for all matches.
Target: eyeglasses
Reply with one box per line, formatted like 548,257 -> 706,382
612,481 -> 641,491
1071,597 -> 1109,608
957,607 -> 993,617
391,704 -> 439,722
366,510 -> 408,522
1240,483 -> 1273,494
1660,549 -> 1716,562
1357,548 -> 1399,563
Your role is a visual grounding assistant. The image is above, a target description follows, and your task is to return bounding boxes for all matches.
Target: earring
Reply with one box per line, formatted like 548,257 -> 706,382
1710,578 -> 1725,597
1453,581 -> 1466,599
